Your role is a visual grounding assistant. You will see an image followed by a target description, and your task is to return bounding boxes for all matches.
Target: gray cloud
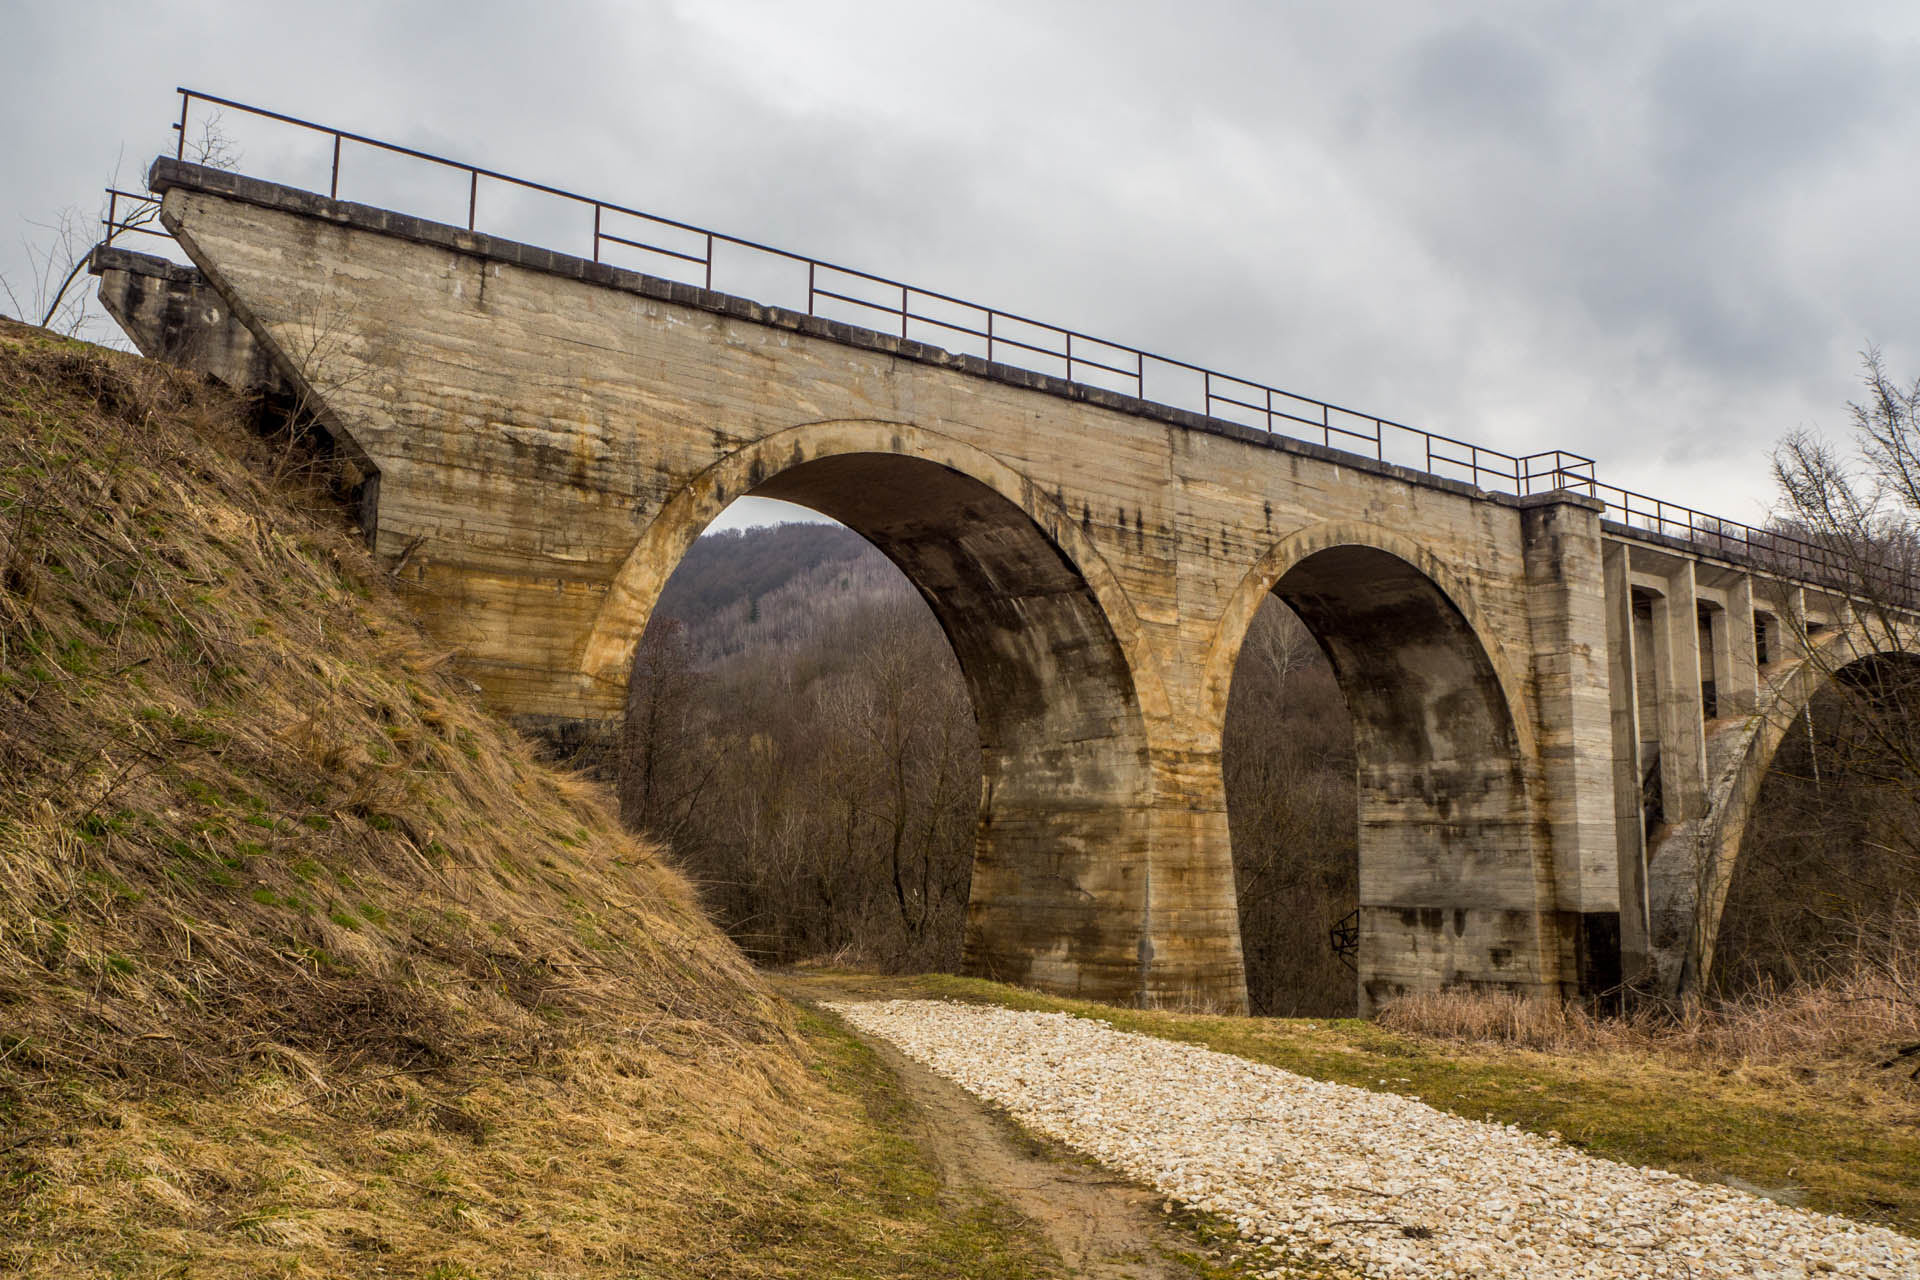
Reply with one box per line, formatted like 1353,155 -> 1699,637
4,0 -> 1917,529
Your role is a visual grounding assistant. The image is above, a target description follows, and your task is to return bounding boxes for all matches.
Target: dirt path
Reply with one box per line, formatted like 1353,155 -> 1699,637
776,974 -> 1205,1279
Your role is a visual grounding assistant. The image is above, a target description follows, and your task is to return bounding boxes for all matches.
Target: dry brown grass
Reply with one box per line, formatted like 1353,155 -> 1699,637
0,316 -> 767,1083
1377,965 -> 1920,1075
0,322 -> 1063,1278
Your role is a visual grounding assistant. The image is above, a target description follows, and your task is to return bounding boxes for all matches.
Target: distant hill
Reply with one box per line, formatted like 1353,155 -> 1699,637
655,521 -> 920,666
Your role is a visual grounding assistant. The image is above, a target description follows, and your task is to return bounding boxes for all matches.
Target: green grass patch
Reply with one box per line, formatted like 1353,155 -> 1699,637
763,1005 -> 1069,1278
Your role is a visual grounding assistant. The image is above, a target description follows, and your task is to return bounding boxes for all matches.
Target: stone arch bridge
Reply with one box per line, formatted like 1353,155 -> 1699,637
91,154 -> 1899,1015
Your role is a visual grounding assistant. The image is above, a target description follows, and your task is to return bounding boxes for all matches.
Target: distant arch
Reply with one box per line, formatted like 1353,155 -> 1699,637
1650,624 -> 1920,995
1202,521 -> 1534,755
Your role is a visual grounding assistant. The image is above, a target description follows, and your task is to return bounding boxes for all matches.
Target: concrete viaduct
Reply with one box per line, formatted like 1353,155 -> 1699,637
91,155 -> 1897,1015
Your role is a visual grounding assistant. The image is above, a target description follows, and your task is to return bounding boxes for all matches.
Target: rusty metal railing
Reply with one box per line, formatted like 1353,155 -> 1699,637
101,187 -> 168,246
155,88 -> 1578,494
98,88 -> 1901,595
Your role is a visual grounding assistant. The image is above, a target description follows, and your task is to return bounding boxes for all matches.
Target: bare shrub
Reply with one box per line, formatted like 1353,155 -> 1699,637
1382,955 -> 1920,1075
1378,988 -> 1622,1053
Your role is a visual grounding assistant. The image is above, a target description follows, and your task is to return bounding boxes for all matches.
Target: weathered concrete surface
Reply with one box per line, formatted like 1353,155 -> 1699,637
135,155 -> 1885,1010
90,245 -> 283,393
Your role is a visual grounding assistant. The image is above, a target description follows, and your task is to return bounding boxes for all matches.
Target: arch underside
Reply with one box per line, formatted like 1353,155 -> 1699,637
1268,545 -> 1546,1011
729,453 -> 1162,1001
1652,639 -> 1920,996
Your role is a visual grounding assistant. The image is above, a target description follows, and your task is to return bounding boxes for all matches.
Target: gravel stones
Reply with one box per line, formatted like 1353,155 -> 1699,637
828,999 -> 1919,1280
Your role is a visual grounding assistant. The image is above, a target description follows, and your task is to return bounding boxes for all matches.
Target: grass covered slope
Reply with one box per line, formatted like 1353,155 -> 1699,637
0,321 -> 1060,1278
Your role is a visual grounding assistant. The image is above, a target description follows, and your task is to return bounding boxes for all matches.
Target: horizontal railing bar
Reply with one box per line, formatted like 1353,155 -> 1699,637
101,222 -> 173,240
1207,391 -> 1268,416
1069,354 -> 1140,380
594,231 -> 706,265
1267,408 -> 1338,433
903,311 -> 988,341
1325,422 -> 1381,444
812,287 -> 908,316
985,332 -> 1070,362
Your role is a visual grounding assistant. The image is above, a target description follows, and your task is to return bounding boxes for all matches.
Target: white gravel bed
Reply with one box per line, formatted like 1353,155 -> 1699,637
828,999 -> 1919,1280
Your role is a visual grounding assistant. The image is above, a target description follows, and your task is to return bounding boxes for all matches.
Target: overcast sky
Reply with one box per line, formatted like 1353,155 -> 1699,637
4,1 -> 1916,534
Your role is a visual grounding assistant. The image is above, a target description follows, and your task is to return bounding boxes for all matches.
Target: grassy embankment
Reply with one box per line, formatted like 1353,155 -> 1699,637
0,319 -> 1068,1279
792,972 -> 1920,1237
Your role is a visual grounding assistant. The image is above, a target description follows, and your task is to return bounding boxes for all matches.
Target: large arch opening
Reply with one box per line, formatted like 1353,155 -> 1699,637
619,512 -> 980,971
606,446 -> 1159,1001
1712,650 -> 1920,997
1222,596 -> 1358,1014
1220,539 -> 1538,1014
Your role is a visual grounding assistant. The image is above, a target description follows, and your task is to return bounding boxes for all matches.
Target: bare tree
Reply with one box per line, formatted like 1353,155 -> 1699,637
2,124 -> 236,340
1728,350 -> 1920,1020
618,618 -> 710,844
2,206 -> 104,336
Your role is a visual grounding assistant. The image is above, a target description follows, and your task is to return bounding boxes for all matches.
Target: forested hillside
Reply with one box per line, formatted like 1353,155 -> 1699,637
651,524 -> 888,665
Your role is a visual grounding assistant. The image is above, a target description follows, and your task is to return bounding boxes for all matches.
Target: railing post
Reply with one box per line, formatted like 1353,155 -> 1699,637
807,261 -> 815,314
704,234 -> 713,291
900,283 -> 908,338
174,91 -> 188,160
467,170 -> 478,230
986,310 -> 994,363
330,135 -> 342,200
592,205 -> 601,263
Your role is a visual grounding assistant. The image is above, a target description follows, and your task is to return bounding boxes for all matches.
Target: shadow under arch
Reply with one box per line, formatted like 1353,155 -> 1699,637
1650,629 -> 1920,997
583,418 -> 1184,1005
1206,522 -> 1552,1012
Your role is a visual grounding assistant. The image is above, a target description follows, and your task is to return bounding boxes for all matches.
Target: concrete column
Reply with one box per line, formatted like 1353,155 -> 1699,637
1721,575 -> 1760,716
1519,497 -> 1622,997
1140,741 -> 1248,1012
1778,585 -> 1809,658
1602,542 -> 1650,984
1705,605 -> 1731,718
1653,560 -> 1710,822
